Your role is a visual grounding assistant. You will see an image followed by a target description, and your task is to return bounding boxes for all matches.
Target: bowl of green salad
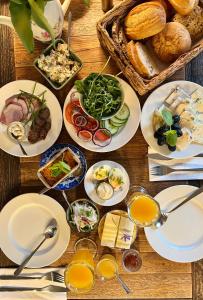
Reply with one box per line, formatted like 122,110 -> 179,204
74,73 -> 124,120
67,199 -> 100,233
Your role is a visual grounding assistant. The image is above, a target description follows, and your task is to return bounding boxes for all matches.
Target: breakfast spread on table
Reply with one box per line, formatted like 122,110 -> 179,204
0,0 -> 203,297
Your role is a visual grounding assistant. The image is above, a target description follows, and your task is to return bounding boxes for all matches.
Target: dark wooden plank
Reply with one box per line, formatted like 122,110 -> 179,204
0,1 -> 20,267
186,54 -> 203,300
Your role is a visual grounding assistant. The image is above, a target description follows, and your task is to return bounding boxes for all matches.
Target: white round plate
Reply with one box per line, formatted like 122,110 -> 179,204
145,185 -> 203,262
84,160 -> 130,206
0,193 -> 70,268
141,81 -> 203,159
63,77 -> 141,152
0,80 -> 62,157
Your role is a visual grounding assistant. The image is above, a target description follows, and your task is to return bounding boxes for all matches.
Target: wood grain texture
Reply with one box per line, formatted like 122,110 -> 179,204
0,0 -> 202,298
0,0 -> 20,267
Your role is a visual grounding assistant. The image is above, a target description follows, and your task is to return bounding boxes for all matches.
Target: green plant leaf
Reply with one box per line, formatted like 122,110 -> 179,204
161,109 -> 173,126
10,0 -> 24,4
28,0 -> 55,42
164,130 -> 177,146
9,1 -> 34,52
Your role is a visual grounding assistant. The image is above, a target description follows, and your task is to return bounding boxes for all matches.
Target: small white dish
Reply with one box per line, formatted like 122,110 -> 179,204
63,77 -> 141,152
141,80 -> 203,159
0,193 -> 70,268
0,80 -> 62,157
145,185 -> 203,262
84,160 -> 130,206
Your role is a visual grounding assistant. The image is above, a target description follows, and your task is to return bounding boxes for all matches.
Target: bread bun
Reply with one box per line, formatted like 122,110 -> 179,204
126,41 -> 160,78
168,0 -> 198,15
150,0 -> 174,18
125,2 -> 166,40
152,22 -> 192,62
173,6 -> 203,41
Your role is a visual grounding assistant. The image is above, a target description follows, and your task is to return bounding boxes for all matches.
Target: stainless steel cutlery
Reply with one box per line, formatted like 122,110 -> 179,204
151,165 -> 203,176
0,285 -> 67,292
0,271 -> 64,283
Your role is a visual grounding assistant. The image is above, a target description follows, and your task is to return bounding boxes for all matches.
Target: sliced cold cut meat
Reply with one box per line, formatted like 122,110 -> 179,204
0,104 -> 23,125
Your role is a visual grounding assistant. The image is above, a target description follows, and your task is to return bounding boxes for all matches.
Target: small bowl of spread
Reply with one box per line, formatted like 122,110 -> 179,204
7,122 -> 27,141
34,39 -> 83,90
122,249 -> 142,272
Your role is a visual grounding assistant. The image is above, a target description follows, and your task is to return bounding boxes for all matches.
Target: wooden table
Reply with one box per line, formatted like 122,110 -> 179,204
0,0 -> 203,299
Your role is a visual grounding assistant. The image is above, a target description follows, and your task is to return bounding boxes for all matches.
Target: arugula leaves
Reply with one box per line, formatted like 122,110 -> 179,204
49,161 -> 71,177
161,109 -> 178,147
75,73 -> 122,120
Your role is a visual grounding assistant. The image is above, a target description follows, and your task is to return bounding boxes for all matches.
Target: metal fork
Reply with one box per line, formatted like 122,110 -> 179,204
0,271 -> 64,283
0,285 -> 67,292
151,165 -> 203,176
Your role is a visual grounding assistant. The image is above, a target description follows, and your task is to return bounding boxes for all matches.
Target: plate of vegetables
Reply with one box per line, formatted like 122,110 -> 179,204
63,75 -> 141,152
67,199 -> 100,233
84,160 -> 130,206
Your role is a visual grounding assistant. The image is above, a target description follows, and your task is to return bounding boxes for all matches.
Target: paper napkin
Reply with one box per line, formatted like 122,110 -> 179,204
148,148 -> 203,181
0,268 -> 66,300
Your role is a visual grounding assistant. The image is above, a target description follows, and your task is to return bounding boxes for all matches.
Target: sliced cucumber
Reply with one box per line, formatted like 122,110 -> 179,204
114,104 -> 130,121
110,116 -> 127,126
103,119 -> 119,135
110,119 -> 125,128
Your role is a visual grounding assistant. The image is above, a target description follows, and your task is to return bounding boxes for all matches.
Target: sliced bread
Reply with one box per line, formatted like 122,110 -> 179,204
173,5 -> 203,41
126,41 -> 160,78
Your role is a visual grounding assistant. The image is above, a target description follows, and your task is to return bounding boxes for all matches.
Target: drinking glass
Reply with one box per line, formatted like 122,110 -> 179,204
122,249 -> 142,272
126,186 -> 161,227
64,238 -> 97,294
96,254 -> 118,281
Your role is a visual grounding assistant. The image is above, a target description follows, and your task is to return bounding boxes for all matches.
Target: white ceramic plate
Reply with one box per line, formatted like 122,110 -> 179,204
63,77 -> 141,152
0,193 -> 70,268
145,185 -> 203,262
141,81 -> 203,159
84,160 -> 130,206
0,80 -> 62,157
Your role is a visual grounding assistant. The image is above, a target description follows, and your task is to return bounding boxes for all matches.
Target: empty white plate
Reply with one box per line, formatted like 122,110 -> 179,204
84,160 -> 130,206
145,185 -> 203,262
0,193 -> 70,268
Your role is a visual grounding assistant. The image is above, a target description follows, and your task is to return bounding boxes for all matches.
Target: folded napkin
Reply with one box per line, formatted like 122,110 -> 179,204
0,268 -> 66,300
148,148 -> 203,181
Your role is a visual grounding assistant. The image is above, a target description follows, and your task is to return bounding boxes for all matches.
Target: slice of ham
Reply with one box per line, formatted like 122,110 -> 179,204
0,103 -> 24,125
5,96 -> 28,119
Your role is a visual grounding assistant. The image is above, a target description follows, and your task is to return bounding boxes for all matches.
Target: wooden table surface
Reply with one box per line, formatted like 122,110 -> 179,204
0,0 -> 203,299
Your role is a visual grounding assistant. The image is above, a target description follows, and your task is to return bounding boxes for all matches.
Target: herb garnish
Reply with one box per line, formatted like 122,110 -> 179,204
49,161 -> 71,177
162,109 -> 178,147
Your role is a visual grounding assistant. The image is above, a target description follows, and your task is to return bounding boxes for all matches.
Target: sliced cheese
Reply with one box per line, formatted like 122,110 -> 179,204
115,216 -> 134,249
101,213 -> 120,248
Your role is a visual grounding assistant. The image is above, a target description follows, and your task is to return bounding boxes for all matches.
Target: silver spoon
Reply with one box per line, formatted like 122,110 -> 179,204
153,186 -> 203,229
14,219 -> 57,276
61,190 -> 72,212
67,11 -> 72,54
11,132 -> 28,156
115,273 -> 131,294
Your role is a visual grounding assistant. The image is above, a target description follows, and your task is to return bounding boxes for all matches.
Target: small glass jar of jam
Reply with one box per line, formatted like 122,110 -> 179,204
122,249 -> 142,272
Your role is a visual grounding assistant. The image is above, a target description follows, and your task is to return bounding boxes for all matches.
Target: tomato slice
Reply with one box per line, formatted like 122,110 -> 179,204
93,129 -> 112,147
78,130 -> 93,142
65,102 -> 74,124
85,117 -> 99,132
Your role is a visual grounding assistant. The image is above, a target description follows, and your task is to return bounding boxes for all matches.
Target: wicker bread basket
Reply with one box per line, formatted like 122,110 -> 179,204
97,0 -> 203,95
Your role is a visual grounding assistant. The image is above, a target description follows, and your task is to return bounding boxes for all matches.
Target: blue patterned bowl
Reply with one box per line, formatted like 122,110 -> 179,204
40,144 -> 87,190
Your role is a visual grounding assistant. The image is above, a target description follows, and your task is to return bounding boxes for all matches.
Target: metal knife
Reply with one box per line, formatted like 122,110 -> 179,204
0,285 -> 67,292
148,153 -> 203,161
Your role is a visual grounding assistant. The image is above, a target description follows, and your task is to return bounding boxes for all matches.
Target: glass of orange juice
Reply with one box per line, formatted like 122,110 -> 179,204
64,238 -> 97,294
96,254 -> 118,281
126,186 -> 160,227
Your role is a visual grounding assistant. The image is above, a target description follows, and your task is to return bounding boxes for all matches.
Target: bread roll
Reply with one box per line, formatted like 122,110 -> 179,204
151,0 -> 174,18
173,6 -> 203,41
125,2 -> 166,40
152,22 -> 192,62
126,41 -> 160,78
168,0 -> 198,15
